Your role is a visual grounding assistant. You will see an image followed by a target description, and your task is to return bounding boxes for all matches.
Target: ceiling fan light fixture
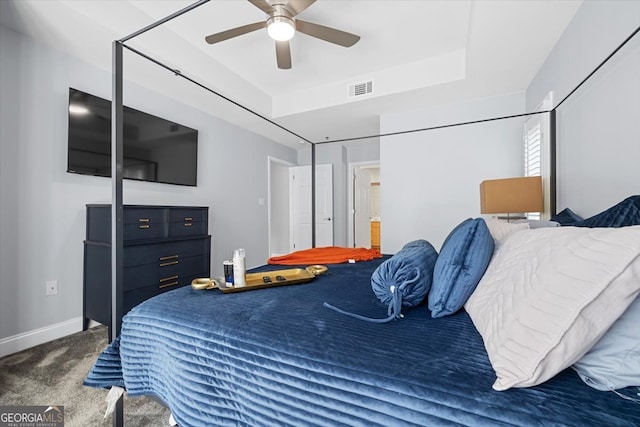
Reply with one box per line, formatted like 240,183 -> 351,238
267,16 -> 295,41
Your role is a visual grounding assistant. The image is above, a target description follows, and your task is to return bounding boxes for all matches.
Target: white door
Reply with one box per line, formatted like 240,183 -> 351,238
290,164 -> 333,250
268,157 -> 293,257
354,167 -> 371,248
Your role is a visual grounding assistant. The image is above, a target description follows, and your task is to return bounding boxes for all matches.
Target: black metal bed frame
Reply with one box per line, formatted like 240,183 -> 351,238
109,2 -> 639,424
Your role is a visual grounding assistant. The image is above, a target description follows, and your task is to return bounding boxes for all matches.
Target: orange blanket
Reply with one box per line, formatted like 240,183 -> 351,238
268,246 -> 382,265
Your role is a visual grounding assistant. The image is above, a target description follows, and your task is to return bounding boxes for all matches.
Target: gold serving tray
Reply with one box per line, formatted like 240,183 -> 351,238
305,264 -> 328,276
191,265 -> 328,293
191,277 -> 218,290
219,266 -> 325,293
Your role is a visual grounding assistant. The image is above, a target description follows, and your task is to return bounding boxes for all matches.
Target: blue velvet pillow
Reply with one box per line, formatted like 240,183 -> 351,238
324,239 -> 438,323
551,208 -> 584,226
572,296 -> 640,391
428,218 -> 494,318
575,195 -> 640,228
370,239 -> 438,316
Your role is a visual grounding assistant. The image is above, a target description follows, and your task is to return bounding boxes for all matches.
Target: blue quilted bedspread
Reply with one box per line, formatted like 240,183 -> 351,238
85,258 -> 640,426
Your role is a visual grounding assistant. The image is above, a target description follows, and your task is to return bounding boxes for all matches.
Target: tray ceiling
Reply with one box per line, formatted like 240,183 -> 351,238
1,0 -> 583,147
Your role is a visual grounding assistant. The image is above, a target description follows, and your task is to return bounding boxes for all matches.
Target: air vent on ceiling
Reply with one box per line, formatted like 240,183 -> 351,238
348,80 -> 374,98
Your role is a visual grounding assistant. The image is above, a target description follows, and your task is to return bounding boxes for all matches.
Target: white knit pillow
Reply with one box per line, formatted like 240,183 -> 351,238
484,219 -> 529,248
465,226 -> 640,391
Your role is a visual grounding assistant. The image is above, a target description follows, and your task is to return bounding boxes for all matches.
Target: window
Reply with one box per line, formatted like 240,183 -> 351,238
523,118 -> 542,220
524,121 -> 541,177
523,92 -> 553,220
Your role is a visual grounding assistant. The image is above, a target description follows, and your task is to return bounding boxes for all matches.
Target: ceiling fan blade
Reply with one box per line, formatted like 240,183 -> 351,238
248,0 -> 273,14
275,41 -> 292,69
295,20 -> 360,47
205,22 -> 266,44
285,0 -> 316,16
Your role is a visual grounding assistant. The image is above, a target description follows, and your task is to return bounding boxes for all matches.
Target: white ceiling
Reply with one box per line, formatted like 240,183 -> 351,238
0,0 -> 583,148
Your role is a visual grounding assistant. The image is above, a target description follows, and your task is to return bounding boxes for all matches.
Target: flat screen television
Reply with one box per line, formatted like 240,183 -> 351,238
67,87 -> 198,186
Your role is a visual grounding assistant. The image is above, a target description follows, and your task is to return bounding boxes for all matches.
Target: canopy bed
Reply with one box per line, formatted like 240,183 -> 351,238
84,1 -> 640,425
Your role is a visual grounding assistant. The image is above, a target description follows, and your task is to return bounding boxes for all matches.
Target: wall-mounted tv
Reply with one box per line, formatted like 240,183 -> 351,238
67,88 -> 198,186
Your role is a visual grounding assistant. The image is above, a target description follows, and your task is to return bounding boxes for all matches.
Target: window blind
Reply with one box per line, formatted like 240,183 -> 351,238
524,120 -> 542,220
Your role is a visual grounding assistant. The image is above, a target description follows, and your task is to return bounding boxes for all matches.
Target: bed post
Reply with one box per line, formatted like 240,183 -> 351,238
311,143 -> 316,248
111,39 -> 124,427
549,109 -> 557,217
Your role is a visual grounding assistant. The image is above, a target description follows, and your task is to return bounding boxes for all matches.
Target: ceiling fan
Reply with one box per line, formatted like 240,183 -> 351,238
204,0 -> 360,69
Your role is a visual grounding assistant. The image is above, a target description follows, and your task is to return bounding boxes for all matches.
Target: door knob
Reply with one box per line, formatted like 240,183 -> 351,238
323,217 -> 332,221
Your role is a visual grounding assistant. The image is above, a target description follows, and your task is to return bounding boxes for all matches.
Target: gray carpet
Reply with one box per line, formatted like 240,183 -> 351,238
0,325 -> 171,426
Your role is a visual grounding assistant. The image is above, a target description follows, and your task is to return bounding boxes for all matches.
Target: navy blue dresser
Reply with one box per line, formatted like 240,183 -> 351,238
83,205 -> 210,336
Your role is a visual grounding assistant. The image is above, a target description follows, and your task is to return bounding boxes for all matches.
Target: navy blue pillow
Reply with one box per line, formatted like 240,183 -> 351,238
428,218 -> 494,318
575,195 -> 640,228
551,208 -> 584,226
370,239 -> 438,318
324,239 -> 438,323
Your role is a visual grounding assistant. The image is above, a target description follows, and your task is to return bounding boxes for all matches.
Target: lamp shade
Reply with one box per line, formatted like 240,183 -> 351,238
480,176 -> 543,214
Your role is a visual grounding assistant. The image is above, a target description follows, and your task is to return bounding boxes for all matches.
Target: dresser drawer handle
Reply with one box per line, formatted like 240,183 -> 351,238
184,217 -> 193,221
139,225 -> 150,229
138,218 -> 150,223
159,255 -> 179,261
160,260 -> 179,267
184,223 -> 192,227
160,275 -> 179,283
159,281 -> 179,289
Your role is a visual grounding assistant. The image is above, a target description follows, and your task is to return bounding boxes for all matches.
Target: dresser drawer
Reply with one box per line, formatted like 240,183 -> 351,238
168,208 -> 207,238
169,208 -> 207,223
123,222 -> 166,241
169,221 -> 207,238
123,269 -> 206,313
124,208 -> 166,224
124,208 -> 167,241
87,206 -> 169,242
123,237 -> 210,268
123,254 -> 210,292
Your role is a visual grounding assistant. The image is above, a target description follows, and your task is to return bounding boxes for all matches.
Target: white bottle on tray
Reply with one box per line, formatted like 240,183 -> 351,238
233,249 -> 246,287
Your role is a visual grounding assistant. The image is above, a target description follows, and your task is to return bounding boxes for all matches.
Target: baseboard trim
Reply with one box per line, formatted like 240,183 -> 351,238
0,317 -> 84,358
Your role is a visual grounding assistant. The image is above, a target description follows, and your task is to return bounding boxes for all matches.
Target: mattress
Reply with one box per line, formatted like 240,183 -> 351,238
85,257 -> 640,426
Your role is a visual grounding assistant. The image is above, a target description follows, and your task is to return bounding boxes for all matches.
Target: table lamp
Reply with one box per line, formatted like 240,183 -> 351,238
480,176 -> 543,221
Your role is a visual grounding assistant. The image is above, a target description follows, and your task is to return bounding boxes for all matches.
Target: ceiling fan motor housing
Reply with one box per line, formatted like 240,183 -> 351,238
267,4 -> 296,41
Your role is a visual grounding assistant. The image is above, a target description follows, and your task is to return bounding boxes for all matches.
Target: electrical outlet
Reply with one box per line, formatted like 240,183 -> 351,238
46,280 -> 58,296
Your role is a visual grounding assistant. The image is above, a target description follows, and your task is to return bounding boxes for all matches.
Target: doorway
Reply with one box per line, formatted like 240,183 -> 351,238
269,161 -> 335,255
289,164 -> 334,251
348,162 -> 380,249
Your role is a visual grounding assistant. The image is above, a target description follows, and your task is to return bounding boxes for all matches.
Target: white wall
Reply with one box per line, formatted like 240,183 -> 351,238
380,93 -> 525,252
526,1 -> 640,217
346,140 -> 381,164
0,24 -> 296,353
